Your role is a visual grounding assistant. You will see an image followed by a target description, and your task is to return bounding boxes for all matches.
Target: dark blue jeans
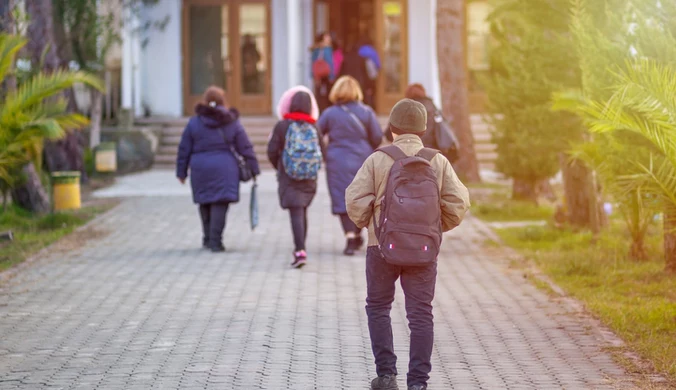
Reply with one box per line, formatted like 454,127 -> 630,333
365,247 -> 437,387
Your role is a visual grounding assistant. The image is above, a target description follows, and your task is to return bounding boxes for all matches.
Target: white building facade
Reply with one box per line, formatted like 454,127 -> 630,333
121,0 -> 491,118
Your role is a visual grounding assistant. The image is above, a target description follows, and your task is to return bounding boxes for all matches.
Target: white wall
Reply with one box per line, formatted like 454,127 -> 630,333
141,1 -> 182,117
407,0 -> 441,107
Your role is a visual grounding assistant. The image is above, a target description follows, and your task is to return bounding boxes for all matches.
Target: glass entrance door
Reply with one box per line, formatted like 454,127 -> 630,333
183,0 -> 271,115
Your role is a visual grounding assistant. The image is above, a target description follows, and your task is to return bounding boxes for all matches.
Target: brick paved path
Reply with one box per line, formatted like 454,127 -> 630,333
0,171 -> 632,389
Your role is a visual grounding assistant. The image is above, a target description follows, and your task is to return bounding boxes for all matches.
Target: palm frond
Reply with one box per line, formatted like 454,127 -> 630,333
0,70 -> 103,123
0,34 -> 25,85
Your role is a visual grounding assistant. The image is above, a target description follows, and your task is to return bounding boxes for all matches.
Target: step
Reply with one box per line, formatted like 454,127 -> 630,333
473,132 -> 492,143
475,143 -> 496,153
477,152 -> 497,162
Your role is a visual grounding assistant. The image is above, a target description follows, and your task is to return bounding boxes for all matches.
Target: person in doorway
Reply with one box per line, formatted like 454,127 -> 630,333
384,83 -> 460,163
311,32 -> 335,112
331,31 -> 344,76
358,37 -> 381,108
176,86 -> 260,252
345,99 -> 470,390
317,76 -> 383,256
339,43 -> 371,101
241,34 -> 262,93
268,88 -> 322,268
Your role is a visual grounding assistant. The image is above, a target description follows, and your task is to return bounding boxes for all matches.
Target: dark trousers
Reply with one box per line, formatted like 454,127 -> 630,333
365,247 -> 437,387
198,202 -> 230,248
339,213 -> 361,235
289,207 -> 308,252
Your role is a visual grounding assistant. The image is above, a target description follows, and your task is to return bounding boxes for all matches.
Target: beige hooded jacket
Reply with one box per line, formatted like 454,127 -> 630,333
345,134 -> 471,247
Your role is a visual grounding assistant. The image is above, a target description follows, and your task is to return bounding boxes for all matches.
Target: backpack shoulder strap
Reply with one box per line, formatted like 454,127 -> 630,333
378,145 -> 408,161
416,148 -> 440,162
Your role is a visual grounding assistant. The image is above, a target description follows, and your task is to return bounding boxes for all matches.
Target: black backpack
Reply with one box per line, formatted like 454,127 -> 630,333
373,145 -> 443,266
433,110 -> 460,163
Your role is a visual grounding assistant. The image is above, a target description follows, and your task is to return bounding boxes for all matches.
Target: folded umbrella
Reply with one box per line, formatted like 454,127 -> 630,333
250,182 -> 259,230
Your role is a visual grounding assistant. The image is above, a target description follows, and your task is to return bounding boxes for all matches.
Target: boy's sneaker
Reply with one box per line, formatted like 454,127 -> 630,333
371,375 -> 398,390
291,250 -> 307,268
408,385 -> 426,390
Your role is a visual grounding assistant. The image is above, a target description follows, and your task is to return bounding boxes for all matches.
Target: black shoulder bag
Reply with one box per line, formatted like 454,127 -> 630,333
220,129 -> 254,183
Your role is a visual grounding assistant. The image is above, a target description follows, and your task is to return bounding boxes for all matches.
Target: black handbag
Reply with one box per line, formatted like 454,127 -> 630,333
433,110 -> 460,163
221,129 -> 254,182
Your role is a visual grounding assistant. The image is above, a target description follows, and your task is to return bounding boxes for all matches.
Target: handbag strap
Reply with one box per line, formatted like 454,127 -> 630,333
340,105 -> 368,137
219,127 -> 244,160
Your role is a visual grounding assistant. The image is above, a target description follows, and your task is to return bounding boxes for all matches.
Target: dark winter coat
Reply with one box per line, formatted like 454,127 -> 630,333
384,96 -> 439,149
267,92 -> 318,209
176,105 -> 260,205
317,101 -> 383,214
339,49 -> 372,92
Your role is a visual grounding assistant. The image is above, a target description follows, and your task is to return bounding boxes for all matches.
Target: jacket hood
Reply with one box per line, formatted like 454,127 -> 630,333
289,91 -> 312,115
276,85 -> 319,120
195,104 -> 240,128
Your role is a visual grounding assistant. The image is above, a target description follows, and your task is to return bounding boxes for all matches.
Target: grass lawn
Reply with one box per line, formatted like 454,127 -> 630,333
468,183 -> 555,222
495,222 -> 676,383
0,203 -> 113,273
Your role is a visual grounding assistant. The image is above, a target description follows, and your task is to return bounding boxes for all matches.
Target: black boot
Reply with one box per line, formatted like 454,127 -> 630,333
343,238 -> 358,256
355,235 -> 364,249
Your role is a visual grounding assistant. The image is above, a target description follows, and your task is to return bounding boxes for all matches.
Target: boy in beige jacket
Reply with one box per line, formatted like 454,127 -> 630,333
346,98 -> 470,390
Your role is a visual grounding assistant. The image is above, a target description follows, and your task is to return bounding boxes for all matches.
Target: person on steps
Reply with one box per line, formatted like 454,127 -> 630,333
176,86 -> 260,252
317,76 -> 383,256
268,89 -> 322,268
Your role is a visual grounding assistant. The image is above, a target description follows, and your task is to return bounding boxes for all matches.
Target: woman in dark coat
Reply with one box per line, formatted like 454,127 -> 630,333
176,86 -> 260,252
385,83 -> 443,151
317,76 -> 383,256
268,89 -> 320,268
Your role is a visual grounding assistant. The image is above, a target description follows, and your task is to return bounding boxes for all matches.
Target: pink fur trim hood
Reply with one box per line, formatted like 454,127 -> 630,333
276,85 -> 320,121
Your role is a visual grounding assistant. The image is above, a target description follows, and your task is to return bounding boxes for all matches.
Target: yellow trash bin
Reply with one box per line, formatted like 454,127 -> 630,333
52,171 -> 81,211
95,142 -> 117,172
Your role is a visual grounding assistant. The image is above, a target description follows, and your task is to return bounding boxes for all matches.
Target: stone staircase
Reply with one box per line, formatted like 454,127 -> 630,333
471,114 -> 496,171
146,114 -> 495,171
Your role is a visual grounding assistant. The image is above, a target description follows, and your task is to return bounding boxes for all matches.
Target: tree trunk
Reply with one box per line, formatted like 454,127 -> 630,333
512,178 -> 538,204
559,153 -> 602,233
89,88 -> 103,148
11,163 -> 50,214
25,0 -> 85,182
25,0 -> 60,71
0,0 -> 13,33
436,0 -> 481,183
665,208 -> 676,274
629,238 -> 648,262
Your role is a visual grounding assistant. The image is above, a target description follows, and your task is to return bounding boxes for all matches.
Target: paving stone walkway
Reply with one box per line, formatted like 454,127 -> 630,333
0,171 -> 634,389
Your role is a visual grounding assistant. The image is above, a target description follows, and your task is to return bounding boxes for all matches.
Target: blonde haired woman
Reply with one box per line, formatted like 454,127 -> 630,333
317,76 -> 383,255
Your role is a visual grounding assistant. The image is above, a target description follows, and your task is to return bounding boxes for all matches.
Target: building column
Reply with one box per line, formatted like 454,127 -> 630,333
286,0 -> 302,87
121,7 -> 143,118
429,0 -> 441,107
407,0 -> 441,107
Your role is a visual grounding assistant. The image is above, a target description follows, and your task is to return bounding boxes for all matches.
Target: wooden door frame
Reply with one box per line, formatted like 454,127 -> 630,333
374,0 -> 408,115
182,0 -> 272,116
234,0 -> 272,115
311,0 -> 409,115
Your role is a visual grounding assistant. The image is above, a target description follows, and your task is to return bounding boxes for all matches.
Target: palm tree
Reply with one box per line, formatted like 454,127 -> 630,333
436,0 -> 481,182
0,34 -> 103,213
561,60 -> 676,272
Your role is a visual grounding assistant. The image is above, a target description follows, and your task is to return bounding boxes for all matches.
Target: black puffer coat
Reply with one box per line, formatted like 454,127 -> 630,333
267,92 -> 318,209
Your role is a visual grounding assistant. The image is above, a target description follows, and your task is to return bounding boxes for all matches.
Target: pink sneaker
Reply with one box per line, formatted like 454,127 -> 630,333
291,250 -> 307,269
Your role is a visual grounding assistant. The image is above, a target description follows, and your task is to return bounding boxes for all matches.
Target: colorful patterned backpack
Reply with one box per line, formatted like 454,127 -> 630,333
282,121 -> 322,180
